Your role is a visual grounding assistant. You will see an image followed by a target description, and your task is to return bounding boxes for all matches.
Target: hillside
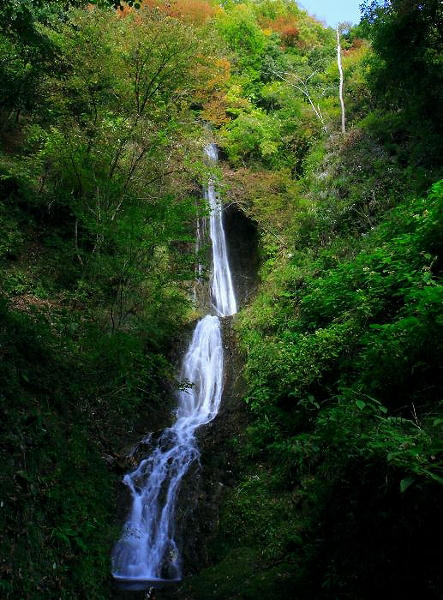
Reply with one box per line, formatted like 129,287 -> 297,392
0,1 -> 442,598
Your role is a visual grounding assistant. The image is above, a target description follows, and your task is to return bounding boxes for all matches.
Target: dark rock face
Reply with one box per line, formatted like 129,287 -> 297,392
111,205 -> 257,600
157,315 -> 249,600
223,204 -> 259,308
111,324 -> 249,600
193,202 -> 259,313
168,202 -> 258,582
154,207 -> 257,599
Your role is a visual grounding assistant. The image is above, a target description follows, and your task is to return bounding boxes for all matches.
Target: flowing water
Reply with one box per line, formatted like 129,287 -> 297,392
112,143 -> 236,586
205,144 -> 237,317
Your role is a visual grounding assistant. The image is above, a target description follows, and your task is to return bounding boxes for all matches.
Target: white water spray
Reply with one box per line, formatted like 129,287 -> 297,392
112,143 -> 236,585
205,144 -> 237,317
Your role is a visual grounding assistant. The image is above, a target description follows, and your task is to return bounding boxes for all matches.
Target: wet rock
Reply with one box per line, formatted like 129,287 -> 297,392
155,316 -> 249,600
112,198 -> 257,600
224,203 -> 259,308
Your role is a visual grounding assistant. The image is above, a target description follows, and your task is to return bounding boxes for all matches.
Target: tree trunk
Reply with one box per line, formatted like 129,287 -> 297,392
337,27 -> 346,134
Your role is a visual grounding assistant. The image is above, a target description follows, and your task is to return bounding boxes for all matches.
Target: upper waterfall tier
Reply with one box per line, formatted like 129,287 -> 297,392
205,144 -> 237,317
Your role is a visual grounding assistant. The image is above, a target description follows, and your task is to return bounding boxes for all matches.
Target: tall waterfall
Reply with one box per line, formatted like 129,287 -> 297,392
112,143 -> 236,586
205,144 -> 237,317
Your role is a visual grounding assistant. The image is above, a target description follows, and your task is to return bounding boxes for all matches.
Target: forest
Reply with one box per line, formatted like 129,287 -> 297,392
0,0 -> 442,598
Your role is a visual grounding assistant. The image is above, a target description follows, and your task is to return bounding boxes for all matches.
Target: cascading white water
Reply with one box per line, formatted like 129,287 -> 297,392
205,144 -> 237,317
112,143 -> 236,585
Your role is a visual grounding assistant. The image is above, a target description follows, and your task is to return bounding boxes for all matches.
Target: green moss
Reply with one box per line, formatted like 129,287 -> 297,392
183,547 -> 297,600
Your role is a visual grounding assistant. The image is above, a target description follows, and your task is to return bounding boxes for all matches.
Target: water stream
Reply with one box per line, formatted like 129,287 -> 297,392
111,143 -> 236,587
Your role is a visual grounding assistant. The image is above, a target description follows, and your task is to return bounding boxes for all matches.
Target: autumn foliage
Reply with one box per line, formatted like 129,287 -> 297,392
260,15 -> 300,46
117,0 -> 219,24
198,58 -> 232,125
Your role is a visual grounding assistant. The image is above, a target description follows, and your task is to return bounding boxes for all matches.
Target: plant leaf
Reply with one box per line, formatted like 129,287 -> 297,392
400,476 -> 415,493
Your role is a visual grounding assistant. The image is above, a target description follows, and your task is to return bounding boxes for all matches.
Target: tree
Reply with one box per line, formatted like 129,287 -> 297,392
336,24 -> 347,133
361,0 -> 443,165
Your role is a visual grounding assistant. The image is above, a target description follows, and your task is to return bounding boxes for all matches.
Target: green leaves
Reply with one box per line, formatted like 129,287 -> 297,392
221,108 -> 282,166
361,0 -> 443,169
0,4 -> 216,599
399,476 -> 415,493
217,4 -> 266,70
237,178 -> 443,508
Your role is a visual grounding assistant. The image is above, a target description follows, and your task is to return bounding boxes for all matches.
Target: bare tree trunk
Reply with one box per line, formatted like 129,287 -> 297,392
337,27 -> 346,134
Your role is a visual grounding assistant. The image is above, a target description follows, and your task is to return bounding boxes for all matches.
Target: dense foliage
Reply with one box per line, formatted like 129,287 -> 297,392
0,0 -> 442,599
0,2 -> 214,597
182,1 -> 443,599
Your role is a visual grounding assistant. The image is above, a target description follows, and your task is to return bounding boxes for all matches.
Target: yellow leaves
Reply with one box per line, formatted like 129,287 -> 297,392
200,82 -> 250,126
259,139 -> 279,157
193,56 -> 231,122
200,79 -> 251,126
166,0 -> 219,25
117,0 -> 219,25
342,39 -> 370,69
193,57 -> 235,125
206,57 -> 231,90
225,84 -> 251,110
201,93 -> 231,125
115,4 -> 133,18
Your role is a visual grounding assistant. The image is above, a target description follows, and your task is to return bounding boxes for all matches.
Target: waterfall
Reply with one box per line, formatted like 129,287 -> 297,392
205,144 -> 237,317
112,143 -> 236,586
